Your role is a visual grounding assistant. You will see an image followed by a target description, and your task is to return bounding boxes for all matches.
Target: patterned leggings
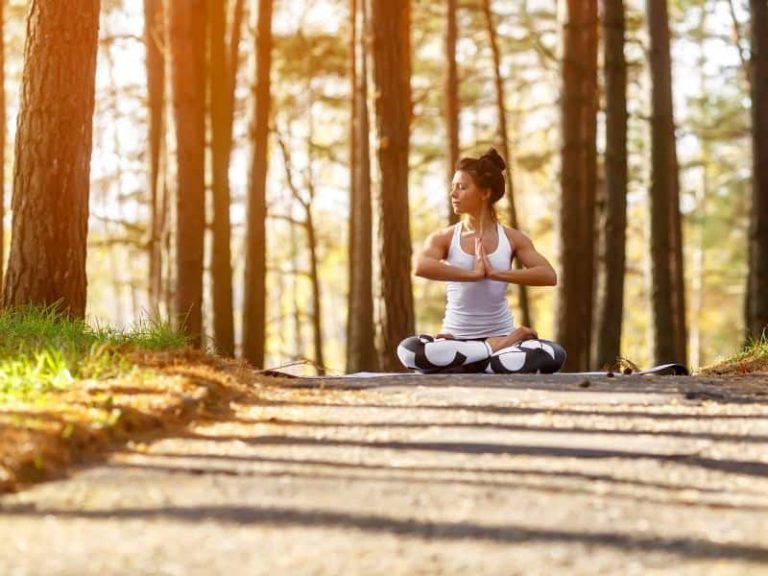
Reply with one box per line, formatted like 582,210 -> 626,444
397,335 -> 567,374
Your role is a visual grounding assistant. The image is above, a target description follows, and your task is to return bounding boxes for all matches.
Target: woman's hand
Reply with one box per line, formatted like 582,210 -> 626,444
485,325 -> 539,352
472,238 -> 487,280
511,326 -> 538,343
477,241 -> 500,280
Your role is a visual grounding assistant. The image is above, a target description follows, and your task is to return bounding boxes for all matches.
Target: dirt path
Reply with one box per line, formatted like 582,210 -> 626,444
1,373 -> 767,575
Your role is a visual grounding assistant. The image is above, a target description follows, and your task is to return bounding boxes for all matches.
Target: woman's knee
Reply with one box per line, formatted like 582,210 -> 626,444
487,339 -> 566,374
534,340 -> 566,373
397,335 -> 491,373
397,335 -> 431,370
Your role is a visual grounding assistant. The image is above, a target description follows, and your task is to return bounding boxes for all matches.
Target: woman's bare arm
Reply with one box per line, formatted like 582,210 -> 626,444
413,229 -> 483,282
483,229 -> 557,286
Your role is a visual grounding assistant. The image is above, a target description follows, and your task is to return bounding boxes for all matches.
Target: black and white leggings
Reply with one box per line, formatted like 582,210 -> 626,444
397,335 -> 567,374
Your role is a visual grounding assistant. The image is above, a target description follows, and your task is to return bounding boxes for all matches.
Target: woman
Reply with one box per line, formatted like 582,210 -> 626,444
397,148 -> 566,374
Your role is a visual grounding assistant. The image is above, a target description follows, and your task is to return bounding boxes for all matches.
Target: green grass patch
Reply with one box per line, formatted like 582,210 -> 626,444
0,306 -> 188,402
722,333 -> 768,364
702,331 -> 768,374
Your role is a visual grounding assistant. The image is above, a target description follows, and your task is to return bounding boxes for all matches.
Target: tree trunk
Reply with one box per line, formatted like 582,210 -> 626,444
595,0 -> 628,368
647,0 -> 687,364
169,0 -> 207,345
445,0 -> 460,226
290,221 -> 304,360
556,0 -> 598,370
208,0 -> 245,357
305,93 -> 326,375
346,0 -> 377,373
305,207 -> 325,375
3,0 -> 101,318
371,0 -> 415,371
689,6 -> 711,369
243,0 -> 274,366
482,0 -> 532,329
0,0 -> 4,298
144,0 -> 165,315
747,0 -> 768,340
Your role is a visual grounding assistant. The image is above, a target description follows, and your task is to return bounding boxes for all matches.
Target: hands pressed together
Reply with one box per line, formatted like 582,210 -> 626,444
472,237 -> 501,280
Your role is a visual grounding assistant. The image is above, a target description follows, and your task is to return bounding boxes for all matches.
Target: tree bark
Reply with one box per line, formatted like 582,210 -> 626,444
556,0 -> 598,370
0,0 -> 5,298
346,0 -> 378,373
306,206 -> 325,375
169,0 -> 207,345
208,0 -> 245,357
482,0 -> 532,329
3,0 -> 101,317
647,0 -> 687,364
144,0 -> 165,314
371,0 -> 415,371
290,220 -> 304,360
243,0 -> 274,366
747,0 -> 768,340
595,0 -> 628,368
445,0 -> 460,226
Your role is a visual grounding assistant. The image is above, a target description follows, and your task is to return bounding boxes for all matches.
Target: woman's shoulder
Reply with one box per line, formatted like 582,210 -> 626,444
421,224 -> 458,252
430,224 -> 459,241
499,224 -> 533,247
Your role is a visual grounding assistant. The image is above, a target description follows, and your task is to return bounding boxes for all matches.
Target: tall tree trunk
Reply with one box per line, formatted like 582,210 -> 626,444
290,220 -> 304,360
556,0 -> 598,370
689,6 -> 711,369
482,0 -> 532,329
747,0 -> 768,340
144,0 -> 165,314
305,91 -> 326,375
208,0 -> 245,357
169,0 -> 207,345
371,0 -> 415,371
305,206 -> 325,375
3,0 -> 101,317
243,0 -> 274,366
346,0 -> 377,373
647,0 -> 687,364
0,0 -> 4,297
445,0 -> 460,226
595,0 -> 628,368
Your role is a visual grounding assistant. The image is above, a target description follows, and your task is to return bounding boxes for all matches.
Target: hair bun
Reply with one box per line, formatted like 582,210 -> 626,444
481,148 -> 506,172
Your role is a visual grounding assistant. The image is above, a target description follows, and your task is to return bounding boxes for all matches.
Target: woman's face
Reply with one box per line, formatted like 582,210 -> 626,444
450,170 -> 490,216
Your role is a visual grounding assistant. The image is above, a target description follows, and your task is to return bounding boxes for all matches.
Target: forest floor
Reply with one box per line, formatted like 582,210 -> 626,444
1,358 -> 768,575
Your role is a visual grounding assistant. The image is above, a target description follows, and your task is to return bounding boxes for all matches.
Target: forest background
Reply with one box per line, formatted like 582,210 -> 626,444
0,0 -> 763,374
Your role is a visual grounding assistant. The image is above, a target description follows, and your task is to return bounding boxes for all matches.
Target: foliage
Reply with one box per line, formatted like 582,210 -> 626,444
729,333 -> 768,364
700,332 -> 768,374
0,306 -> 187,402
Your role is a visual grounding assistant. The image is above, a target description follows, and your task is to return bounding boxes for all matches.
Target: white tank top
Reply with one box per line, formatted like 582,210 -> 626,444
441,222 -> 516,338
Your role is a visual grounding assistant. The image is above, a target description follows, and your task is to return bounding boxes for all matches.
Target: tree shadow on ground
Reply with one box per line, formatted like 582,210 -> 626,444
221,415 -> 768,444
147,434 -> 768,479
247,398 -> 768,420
2,501 -> 767,563
100,458 -> 768,513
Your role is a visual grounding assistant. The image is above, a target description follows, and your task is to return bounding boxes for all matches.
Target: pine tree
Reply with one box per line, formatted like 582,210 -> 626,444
3,0 -> 101,317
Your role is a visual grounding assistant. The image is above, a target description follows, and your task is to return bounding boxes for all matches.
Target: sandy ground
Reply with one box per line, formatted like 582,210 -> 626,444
1,372 -> 767,575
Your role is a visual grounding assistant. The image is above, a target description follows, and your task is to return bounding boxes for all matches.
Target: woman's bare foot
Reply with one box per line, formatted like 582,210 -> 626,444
485,326 -> 538,352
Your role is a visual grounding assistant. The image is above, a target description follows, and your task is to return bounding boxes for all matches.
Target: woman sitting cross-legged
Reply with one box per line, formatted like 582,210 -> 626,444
397,148 -> 566,374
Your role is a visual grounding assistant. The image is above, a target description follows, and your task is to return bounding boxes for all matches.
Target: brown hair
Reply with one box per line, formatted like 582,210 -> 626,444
455,148 -> 507,219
